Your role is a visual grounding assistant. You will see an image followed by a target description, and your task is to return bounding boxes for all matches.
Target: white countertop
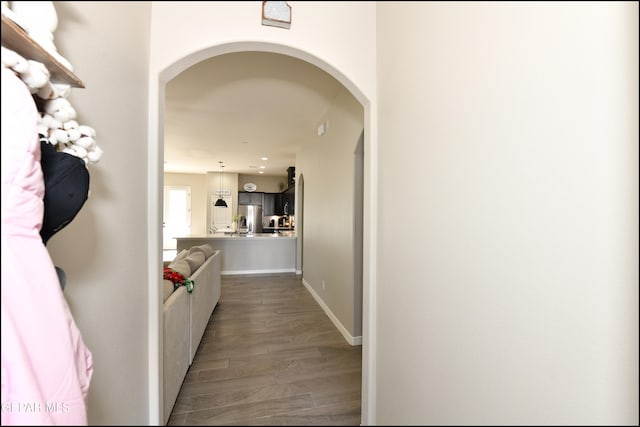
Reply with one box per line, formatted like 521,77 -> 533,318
177,232 -> 296,240
175,233 -> 297,274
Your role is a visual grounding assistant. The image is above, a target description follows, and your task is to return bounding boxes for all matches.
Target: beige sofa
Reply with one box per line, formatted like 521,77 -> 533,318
162,245 -> 221,423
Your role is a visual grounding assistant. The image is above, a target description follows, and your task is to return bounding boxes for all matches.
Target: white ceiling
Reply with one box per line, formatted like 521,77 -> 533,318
164,51 -> 346,177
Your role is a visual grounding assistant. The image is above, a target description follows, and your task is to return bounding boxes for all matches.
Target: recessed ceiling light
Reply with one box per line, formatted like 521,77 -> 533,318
261,157 -> 268,161
259,171 -> 264,174
259,165 -> 266,169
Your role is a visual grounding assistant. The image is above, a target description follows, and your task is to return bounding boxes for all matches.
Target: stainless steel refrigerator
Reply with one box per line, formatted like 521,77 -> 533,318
237,204 -> 262,234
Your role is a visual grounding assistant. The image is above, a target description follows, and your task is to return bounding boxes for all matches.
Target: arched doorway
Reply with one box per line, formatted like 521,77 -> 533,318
152,42 -> 373,425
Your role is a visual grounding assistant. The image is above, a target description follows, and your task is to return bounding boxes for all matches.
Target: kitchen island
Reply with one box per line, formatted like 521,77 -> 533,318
176,232 -> 296,275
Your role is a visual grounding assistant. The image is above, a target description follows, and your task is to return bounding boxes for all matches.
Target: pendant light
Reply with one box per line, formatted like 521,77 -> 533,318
214,161 -> 228,207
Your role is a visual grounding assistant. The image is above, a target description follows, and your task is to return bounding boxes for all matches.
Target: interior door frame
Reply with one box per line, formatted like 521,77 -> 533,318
163,185 -> 191,250
150,42 -> 376,426
297,174 -> 304,274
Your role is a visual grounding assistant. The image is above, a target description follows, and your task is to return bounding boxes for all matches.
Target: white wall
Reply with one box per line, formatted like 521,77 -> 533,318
376,2 -> 639,425
296,88 -> 364,337
164,172 -> 207,235
46,2 -> 152,424
238,173 -> 288,194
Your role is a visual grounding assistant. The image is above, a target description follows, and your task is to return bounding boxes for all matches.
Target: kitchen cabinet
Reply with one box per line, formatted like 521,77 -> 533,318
283,186 -> 295,215
262,193 -> 276,215
261,189 -> 293,216
176,234 -> 296,275
238,191 -> 263,206
275,193 -> 285,215
263,192 -> 286,215
287,167 -> 295,188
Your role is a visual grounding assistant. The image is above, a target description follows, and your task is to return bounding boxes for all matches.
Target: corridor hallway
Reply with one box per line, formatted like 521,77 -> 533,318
167,273 -> 362,425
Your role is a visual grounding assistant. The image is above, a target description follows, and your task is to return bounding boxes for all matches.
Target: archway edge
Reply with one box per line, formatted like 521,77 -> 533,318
159,41 -> 369,109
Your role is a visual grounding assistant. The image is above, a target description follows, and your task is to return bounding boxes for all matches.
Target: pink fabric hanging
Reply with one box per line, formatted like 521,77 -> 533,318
1,65 -> 93,425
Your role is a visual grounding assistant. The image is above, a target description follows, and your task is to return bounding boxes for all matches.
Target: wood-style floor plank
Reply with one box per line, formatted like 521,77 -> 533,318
167,273 -> 362,426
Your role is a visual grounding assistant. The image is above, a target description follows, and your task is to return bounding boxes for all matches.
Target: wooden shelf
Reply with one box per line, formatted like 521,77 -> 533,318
1,13 -> 84,88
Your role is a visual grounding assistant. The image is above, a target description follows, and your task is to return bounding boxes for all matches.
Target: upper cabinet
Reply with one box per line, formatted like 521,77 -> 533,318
238,191 -> 263,206
287,167 -> 295,188
263,192 -> 281,216
283,186 -> 294,216
262,190 -> 294,216
262,192 -> 274,215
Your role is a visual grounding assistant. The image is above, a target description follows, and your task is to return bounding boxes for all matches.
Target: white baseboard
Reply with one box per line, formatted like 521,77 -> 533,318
221,268 -> 296,275
302,278 -> 362,346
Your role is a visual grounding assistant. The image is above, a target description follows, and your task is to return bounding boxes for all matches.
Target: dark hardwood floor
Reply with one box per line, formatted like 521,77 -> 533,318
167,273 -> 362,426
